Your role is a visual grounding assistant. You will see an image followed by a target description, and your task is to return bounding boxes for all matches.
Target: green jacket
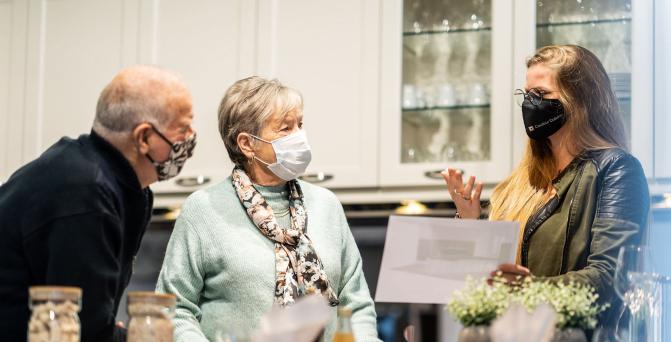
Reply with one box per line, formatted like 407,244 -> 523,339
520,148 -> 649,326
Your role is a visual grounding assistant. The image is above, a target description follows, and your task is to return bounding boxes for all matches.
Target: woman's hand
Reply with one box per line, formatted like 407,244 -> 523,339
441,168 -> 483,219
488,263 -> 531,285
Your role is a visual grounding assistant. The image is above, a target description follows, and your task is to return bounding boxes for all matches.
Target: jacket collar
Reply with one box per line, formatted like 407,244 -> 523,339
520,156 -> 584,266
88,130 -> 144,192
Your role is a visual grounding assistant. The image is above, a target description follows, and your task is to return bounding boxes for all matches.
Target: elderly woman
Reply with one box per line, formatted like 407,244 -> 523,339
156,76 -> 380,341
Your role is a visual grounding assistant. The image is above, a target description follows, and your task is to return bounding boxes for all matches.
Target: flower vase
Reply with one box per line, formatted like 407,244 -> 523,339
458,326 -> 491,342
552,328 -> 587,342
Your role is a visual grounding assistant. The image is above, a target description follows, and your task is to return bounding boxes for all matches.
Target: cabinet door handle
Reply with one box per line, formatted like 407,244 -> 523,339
299,172 -> 334,183
175,175 -> 211,187
424,169 -> 464,179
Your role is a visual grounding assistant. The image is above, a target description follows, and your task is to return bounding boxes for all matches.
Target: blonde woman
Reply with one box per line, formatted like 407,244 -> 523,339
156,76 -> 380,341
443,45 -> 649,326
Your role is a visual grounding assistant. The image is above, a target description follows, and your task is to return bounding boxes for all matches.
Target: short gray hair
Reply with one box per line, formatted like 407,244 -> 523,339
93,65 -> 184,135
218,76 -> 303,167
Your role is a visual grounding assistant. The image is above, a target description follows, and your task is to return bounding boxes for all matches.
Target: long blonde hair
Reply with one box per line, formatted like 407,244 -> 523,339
489,45 -> 628,227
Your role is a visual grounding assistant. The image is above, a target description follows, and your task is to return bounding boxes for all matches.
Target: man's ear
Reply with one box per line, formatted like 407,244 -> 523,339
237,132 -> 255,159
132,123 -> 153,154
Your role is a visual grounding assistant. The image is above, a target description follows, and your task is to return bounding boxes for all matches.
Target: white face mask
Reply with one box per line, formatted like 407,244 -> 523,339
251,130 -> 312,181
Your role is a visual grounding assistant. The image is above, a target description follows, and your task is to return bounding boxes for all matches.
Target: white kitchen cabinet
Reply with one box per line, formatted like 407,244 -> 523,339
0,0 -> 28,183
144,0 -> 253,193
379,0 -> 514,187
3,0 -> 667,198
149,0 -> 382,192
3,0 -> 381,192
379,0 -> 656,188
8,0 -> 253,194
254,0 -> 381,189
18,0 -> 138,176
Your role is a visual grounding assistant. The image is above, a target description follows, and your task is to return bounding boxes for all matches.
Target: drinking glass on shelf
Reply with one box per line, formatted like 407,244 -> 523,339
429,34 -> 451,87
426,113 -> 449,160
437,83 -> 456,107
566,0 -> 589,23
434,16 -> 451,32
461,32 -> 483,85
415,88 -> 427,108
614,245 -> 662,342
403,84 -> 418,109
413,9 -> 431,34
465,0 -> 487,29
603,21 -> 631,73
469,82 -> 487,105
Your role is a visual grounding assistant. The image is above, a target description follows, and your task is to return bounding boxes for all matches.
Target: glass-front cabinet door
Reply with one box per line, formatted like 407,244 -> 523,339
537,1 -> 634,132
512,0 -> 654,177
380,0 -> 514,187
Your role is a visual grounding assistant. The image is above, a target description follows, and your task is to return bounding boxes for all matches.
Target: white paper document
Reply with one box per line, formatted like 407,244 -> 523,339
375,215 -> 519,304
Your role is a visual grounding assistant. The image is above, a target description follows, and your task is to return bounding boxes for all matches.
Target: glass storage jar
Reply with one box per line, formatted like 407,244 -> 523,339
28,286 -> 82,342
127,292 -> 176,342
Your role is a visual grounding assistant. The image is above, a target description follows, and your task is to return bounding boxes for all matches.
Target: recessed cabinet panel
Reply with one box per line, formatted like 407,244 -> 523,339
145,0 -> 248,193
0,1 -> 12,180
256,0 -> 380,188
24,0 -> 125,158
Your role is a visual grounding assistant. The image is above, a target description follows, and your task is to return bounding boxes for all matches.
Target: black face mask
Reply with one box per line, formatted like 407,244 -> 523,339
522,97 -> 566,140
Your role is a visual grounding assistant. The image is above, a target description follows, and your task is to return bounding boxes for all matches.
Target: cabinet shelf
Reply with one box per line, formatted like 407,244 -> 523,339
402,104 -> 490,112
536,17 -> 631,29
403,18 -> 631,37
402,26 -> 491,37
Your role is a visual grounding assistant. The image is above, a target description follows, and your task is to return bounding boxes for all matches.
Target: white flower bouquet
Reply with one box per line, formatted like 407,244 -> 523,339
447,276 -> 608,330
512,277 -> 607,329
446,277 -> 511,327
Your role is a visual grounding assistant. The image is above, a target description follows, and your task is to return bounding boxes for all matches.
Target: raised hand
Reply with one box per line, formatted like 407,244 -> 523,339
441,168 -> 483,219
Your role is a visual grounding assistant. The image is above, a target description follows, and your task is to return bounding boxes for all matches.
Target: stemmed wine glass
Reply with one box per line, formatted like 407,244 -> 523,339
591,327 -> 622,342
613,245 -> 661,342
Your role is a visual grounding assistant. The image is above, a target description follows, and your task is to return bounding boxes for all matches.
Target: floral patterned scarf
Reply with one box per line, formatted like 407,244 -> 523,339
231,167 -> 339,307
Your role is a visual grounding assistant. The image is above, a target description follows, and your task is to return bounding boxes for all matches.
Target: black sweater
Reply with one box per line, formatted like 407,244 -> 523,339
0,131 -> 153,341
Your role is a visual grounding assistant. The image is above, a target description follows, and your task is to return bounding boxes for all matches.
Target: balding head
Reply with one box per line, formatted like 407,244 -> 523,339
93,65 -> 190,136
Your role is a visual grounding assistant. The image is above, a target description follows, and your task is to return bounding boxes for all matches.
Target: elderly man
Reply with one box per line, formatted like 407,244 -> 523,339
0,65 -> 196,341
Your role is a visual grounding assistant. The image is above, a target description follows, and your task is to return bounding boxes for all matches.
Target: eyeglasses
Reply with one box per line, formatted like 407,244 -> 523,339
513,88 -> 554,106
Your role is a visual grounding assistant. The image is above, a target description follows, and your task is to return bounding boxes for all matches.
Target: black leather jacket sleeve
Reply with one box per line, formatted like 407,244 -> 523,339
550,151 -> 650,315
594,152 -> 650,226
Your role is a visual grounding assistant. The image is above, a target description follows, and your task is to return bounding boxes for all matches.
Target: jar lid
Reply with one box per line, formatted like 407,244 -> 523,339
29,286 -> 82,301
337,306 -> 352,317
128,291 -> 176,307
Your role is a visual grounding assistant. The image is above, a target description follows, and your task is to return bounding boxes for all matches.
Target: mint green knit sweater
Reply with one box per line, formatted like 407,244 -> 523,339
156,178 -> 380,341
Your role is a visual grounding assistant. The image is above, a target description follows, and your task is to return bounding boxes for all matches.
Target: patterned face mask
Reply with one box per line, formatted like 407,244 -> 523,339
146,125 -> 197,181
